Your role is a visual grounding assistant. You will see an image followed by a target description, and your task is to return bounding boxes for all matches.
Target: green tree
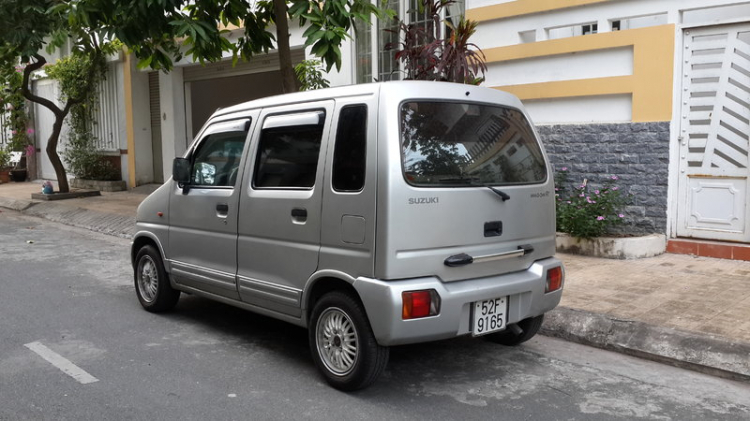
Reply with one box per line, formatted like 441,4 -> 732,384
65,0 -> 390,93
0,0 -> 118,193
1,0 -> 389,192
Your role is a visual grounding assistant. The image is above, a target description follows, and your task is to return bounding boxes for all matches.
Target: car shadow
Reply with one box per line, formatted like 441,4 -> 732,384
154,294 -> 537,396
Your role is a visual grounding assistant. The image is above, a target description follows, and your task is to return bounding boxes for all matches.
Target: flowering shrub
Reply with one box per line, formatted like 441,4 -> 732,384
554,167 -> 630,238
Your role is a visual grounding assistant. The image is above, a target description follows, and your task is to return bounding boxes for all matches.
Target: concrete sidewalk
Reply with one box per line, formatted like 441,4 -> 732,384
1,180 -> 749,382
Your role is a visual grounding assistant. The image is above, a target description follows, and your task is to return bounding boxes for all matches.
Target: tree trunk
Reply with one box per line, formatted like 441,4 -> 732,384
273,0 -> 299,93
46,105 -> 72,193
20,55 -> 72,193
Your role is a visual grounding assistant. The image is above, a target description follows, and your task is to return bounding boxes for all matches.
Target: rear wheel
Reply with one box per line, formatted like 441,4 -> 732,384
485,315 -> 544,346
309,291 -> 389,391
134,245 -> 180,312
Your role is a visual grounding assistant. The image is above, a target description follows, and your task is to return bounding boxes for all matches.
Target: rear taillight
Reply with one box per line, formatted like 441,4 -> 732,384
402,290 -> 440,320
546,266 -> 563,293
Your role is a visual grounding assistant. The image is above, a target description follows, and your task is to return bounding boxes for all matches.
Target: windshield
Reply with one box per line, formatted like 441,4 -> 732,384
400,101 -> 547,187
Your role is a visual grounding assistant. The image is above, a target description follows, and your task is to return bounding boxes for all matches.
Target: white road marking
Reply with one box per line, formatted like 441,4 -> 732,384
24,341 -> 99,385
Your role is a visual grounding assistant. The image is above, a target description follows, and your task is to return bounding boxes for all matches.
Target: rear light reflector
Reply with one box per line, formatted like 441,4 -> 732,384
402,290 -> 440,320
546,266 -> 563,293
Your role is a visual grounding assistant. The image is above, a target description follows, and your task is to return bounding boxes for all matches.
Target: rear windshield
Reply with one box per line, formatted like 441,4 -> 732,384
400,101 -> 547,187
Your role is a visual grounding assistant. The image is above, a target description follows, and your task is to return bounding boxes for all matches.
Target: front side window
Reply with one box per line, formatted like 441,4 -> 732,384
253,112 -> 325,189
190,130 -> 248,187
400,101 -> 547,187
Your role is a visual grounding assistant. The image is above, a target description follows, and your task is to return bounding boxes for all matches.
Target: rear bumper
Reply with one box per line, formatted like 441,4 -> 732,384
353,258 -> 564,346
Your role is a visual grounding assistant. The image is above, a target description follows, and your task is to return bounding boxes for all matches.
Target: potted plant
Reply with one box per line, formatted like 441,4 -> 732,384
0,147 -> 11,184
9,156 -> 27,181
7,143 -> 30,182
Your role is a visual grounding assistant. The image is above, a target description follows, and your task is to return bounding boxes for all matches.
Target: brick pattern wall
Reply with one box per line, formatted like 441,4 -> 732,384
537,122 -> 670,235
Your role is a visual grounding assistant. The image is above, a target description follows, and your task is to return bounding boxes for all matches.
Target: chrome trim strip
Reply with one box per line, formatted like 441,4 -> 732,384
472,249 -> 525,263
169,260 -> 237,290
237,275 -> 302,306
173,284 -> 305,326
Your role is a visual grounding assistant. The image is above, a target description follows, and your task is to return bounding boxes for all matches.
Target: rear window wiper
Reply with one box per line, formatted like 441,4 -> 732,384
487,186 -> 510,202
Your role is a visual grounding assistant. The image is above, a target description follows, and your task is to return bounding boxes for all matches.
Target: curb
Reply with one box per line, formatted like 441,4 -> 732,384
1,199 -> 135,239
541,307 -> 750,383
0,196 -> 36,212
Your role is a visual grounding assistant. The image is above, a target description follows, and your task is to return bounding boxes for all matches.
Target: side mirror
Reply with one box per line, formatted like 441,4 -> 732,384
173,158 -> 191,185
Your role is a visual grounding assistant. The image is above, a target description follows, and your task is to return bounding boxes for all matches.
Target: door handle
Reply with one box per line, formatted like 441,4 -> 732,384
216,203 -> 229,217
291,208 -> 307,223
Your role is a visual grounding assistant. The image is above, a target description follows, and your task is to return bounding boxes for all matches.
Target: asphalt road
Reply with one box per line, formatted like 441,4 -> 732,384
1,209 -> 749,421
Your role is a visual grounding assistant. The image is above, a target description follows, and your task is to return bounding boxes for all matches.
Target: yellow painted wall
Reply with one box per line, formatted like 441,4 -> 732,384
467,0 -> 611,22
123,52 -> 137,188
484,25 -> 675,122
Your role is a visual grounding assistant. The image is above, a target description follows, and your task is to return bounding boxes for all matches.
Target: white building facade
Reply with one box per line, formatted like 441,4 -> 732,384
461,0 -> 749,257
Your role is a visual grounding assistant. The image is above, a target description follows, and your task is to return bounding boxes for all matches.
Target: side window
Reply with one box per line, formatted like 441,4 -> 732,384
332,105 -> 367,191
191,130 -> 248,187
253,111 -> 325,189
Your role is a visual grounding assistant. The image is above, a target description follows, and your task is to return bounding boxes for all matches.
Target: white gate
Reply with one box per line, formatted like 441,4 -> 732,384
32,79 -> 66,181
677,23 -> 750,243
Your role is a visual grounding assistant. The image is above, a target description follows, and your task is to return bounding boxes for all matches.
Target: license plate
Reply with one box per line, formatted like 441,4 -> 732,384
472,296 -> 508,336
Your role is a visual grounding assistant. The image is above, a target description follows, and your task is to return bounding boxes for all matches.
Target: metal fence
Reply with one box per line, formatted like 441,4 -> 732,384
0,112 -> 10,148
91,63 -> 119,152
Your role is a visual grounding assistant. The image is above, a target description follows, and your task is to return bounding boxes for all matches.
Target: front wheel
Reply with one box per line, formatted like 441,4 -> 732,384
309,291 -> 389,391
134,245 -> 180,312
485,315 -> 544,346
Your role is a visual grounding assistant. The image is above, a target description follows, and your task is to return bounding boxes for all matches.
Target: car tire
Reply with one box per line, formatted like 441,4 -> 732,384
309,291 -> 389,391
485,315 -> 544,346
134,245 -> 180,312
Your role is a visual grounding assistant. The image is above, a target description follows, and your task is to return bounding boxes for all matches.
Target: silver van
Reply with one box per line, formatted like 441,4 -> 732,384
131,81 -> 564,390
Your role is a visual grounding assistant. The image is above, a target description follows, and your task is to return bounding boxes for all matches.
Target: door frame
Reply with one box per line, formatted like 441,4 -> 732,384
672,22 -> 750,243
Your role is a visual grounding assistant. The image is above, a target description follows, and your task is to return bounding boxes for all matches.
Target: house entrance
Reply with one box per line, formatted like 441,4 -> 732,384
676,23 -> 750,243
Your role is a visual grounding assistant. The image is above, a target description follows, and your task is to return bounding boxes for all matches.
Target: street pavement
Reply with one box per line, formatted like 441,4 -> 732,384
2,211 -> 748,420
1,180 -> 749,383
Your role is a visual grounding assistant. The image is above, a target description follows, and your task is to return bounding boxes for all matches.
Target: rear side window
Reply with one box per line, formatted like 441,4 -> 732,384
253,111 -> 325,188
400,102 -> 547,187
332,105 -> 367,191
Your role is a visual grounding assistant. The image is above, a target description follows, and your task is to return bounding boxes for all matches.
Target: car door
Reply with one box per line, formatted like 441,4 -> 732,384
237,101 -> 334,316
168,114 -> 257,300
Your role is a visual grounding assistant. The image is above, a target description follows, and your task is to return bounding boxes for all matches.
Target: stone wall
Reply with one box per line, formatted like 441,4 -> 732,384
537,122 -> 670,235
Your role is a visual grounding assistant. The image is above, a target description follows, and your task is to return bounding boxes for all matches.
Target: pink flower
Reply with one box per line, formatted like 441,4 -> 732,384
618,214 -> 624,218
561,167 -> 568,171
597,216 -> 605,221
27,128 -> 34,134
611,175 -> 619,180
11,130 -> 16,135
613,186 -> 619,191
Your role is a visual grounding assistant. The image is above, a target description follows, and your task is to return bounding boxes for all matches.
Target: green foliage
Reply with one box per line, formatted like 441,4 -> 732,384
388,0 -> 486,84
0,147 -> 11,169
47,52 -> 118,181
294,59 -> 330,91
0,0 -> 58,63
45,0 -> 391,74
0,61 -> 31,151
45,53 -> 107,103
63,145 -> 120,180
555,168 -> 630,239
